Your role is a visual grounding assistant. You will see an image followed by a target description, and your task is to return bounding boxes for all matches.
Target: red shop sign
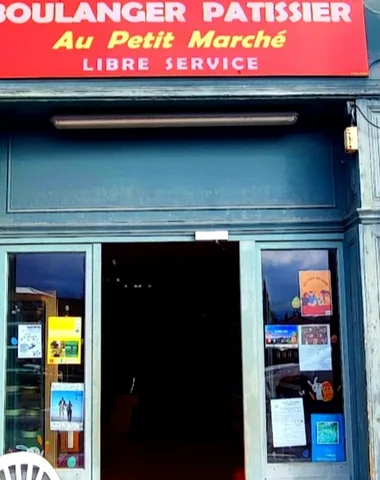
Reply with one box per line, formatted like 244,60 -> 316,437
0,0 -> 369,78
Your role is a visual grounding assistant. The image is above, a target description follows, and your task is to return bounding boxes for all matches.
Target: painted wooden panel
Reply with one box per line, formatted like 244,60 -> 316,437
343,226 -> 369,480
0,127 -> 346,234
344,154 -> 362,218
358,224 -> 380,480
8,130 -> 335,210
357,99 -> 380,212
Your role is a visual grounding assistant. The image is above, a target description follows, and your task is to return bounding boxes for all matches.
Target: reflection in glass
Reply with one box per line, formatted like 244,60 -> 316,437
262,250 -> 345,463
4,253 -> 85,469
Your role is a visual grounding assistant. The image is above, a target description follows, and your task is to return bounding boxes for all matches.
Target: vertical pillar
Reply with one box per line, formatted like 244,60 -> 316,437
357,98 -> 380,480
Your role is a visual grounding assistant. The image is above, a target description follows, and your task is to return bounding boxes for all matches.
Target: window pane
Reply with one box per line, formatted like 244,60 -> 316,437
4,253 -> 86,469
262,250 -> 346,463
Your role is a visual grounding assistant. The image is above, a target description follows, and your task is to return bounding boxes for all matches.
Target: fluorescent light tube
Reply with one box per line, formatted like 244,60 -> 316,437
51,113 -> 299,130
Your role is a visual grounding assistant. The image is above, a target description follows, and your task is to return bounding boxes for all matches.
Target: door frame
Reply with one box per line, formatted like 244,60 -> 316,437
0,235 -> 353,480
239,240 -> 352,480
0,244 -> 95,480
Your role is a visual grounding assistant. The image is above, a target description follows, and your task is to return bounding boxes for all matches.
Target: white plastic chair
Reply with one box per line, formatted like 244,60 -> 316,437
0,452 -> 61,480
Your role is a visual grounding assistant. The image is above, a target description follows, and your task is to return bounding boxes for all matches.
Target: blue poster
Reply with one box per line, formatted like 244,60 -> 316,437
265,325 -> 298,348
311,413 -> 345,462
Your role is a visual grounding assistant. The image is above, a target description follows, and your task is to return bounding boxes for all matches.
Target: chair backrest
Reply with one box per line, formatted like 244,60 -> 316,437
0,452 -> 61,480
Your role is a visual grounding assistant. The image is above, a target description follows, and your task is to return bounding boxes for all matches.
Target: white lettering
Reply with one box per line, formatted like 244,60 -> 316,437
203,2 -> 224,22
55,3 -> 74,22
0,3 -> 6,21
83,58 -> 94,70
165,56 -> 260,71
312,2 -> 331,21
202,1 -> 352,22
97,2 -> 121,22
247,57 -> 259,69
31,3 -> 54,22
231,57 -> 244,69
7,2 -> 31,23
0,1 -> 352,24
330,2 -> 351,21
287,2 -> 305,22
224,2 -> 248,22
246,2 -> 265,21
120,2 -> 185,22
73,2 -> 97,22
83,57 -> 150,71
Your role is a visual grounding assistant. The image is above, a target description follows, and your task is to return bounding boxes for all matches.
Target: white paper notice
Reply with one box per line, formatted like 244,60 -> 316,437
271,398 -> 307,448
298,324 -> 332,372
18,324 -> 42,359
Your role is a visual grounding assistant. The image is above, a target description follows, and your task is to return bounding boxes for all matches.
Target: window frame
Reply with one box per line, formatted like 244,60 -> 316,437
240,240 -> 352,480
0,239 -> 353,480
0,244 -> 95,480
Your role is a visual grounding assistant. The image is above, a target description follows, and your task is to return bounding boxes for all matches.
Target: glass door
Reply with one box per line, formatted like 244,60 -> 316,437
0,244 -> 96,480
239,240 -> 351,480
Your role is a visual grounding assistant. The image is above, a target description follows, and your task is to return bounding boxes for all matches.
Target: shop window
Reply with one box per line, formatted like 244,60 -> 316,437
262,249 -> 346,464
4,253 -> 85,469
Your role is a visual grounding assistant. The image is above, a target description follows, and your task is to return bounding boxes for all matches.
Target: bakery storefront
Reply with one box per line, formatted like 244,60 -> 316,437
0,1 -> 374,480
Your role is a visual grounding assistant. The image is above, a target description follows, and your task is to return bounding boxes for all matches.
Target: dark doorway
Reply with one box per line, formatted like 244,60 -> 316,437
101,242 -> 244,480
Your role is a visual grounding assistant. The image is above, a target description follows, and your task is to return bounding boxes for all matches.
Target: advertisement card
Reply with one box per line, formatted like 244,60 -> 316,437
299,270 -> 333,317
47,316 -> 81,365
50,382 -> 84,432
17,324 -> 42,359
298,324 -> 332,372
265,325 -> 298,348
270,398 -> 307,448
311,413 -> 345,462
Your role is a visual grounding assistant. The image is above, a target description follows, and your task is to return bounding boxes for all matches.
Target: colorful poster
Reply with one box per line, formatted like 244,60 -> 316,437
311,413 -> 345,462
306,376 -> 334,402
0,0 -> 368,78
47,316 -> 81,365
50,382 -> 84,432
265,325 -> 298,348
299,270 -> 333,317
270,398 -> 307,448
298,324 -> 332,372
17,324 -> 42,359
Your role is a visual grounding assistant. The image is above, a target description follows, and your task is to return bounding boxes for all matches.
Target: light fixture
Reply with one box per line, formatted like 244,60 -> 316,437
50,113 -> 299,130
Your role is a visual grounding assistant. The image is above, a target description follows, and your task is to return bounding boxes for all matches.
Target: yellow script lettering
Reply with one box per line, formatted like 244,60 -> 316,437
52,31 -> 94,49
107,30 -> 175,49
53,31 -> 74,49
188,29 -> 287,49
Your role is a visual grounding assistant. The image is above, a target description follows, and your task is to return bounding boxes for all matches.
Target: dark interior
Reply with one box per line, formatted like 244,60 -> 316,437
101,242 -> 244,480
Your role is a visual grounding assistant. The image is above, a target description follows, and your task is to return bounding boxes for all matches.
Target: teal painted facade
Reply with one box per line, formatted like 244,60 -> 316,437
2,2 -> 380,479
0,99 -> 370,480
0,114 -> 346,233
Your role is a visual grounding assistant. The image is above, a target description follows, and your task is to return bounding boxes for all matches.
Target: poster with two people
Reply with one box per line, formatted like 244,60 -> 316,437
50,382 -> 84,432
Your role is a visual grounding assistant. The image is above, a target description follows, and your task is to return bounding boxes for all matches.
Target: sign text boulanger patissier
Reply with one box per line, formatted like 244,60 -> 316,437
0,1 -> 368,78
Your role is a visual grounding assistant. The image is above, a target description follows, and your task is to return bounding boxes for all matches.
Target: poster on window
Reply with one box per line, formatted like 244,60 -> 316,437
311,413 -> 345,462
265,325 -> 298,348
17,324 -> 42,359
47,316 -> 82,365
299,270 -> 333,317
50,382 -> 84,431
298,324 -> 332,372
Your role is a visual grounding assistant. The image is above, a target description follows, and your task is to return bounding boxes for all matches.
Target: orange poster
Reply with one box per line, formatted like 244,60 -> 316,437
299,271 -> 333,317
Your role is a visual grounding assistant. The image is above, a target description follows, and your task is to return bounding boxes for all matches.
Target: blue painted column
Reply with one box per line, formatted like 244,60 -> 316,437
356,99 -> 380,480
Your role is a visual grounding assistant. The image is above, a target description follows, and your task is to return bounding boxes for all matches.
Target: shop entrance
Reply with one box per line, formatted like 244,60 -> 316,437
100,242 -> 244,480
